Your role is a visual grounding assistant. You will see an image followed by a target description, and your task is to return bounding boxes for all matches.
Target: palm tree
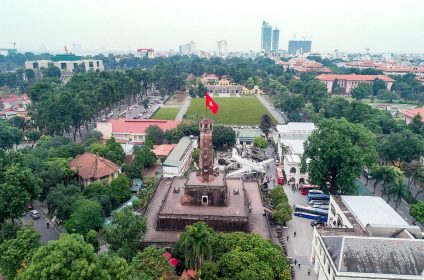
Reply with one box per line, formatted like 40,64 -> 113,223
177,222 -> 214,271
387,182 -> 409,210
371,166 -> 404,199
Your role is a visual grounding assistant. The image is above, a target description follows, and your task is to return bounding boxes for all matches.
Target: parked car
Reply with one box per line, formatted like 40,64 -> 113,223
310,220 -> 326,227
30,210 -> 40,219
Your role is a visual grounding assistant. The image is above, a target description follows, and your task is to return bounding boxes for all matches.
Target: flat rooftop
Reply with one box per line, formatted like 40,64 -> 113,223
160,176 -> 248,217
185,171 -> 227,188
322,235 -> 424,276
341,196 -> 408,228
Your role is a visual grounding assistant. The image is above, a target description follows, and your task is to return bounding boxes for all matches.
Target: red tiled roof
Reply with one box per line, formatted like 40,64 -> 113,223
316,74 -> 394,82
152,144 -> 177,157
111,119 -> 180,134
400,107 -> 424,119
69,153 -> 120,180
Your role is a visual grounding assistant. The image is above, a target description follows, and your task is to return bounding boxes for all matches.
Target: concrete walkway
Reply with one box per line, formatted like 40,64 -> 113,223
175,96 -> 191,120
256,94 -> 286,124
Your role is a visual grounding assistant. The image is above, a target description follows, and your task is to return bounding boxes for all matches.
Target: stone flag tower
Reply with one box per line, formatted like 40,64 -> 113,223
199,118 -> 214,182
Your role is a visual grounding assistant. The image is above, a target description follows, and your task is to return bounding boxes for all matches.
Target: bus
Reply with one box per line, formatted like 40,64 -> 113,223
307,193 -> 330,202
293,204 -> 328,216
300,185 -> 320,195
307,200 -> 329,206
293,212 -> 328,222
276,168 -> 284,185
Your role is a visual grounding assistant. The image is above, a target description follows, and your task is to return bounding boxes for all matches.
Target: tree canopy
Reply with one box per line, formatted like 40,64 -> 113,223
302,118 -> 378,194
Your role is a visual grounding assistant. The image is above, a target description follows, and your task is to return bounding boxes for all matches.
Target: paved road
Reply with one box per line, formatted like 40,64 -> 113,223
175,96 -> 191,121
256,94 -> 286,124
285,186 -> 318,280
22,205 -> 60,244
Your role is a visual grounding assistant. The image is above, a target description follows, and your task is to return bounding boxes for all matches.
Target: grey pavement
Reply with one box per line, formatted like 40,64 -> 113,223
22,203 -> 60,244
256,94 -> 286,124
285,185 -> 318,280
175,96 -> 191,120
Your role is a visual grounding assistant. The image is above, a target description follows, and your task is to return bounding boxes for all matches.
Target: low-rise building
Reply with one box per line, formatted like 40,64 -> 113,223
96,119 -> 180,144
401,107 -> 424,124
273,122 -> 316,185
311,195 -> 424,279
316,74 -> 394,95
278,57 -> 331,74
235,128 -> 263,146
163,136 -> 198,178
69,153 -> 121,186
136,48 -> 155,59
25,53 -> 104,82
202,75 -> 263,95
152,144 -> 177,158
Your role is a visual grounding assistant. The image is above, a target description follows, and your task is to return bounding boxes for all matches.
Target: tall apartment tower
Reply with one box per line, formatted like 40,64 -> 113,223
198,118 -> 214,182
272,28 -> 280,52
261,21 -> 272,53
179,41 -> 196,55
217,40 -> 228,58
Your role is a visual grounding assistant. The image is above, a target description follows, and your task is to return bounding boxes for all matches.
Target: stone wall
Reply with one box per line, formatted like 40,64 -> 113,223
157,214 -> 249,232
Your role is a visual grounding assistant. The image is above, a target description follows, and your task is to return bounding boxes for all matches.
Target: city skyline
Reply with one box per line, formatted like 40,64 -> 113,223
1,0 -> 424,54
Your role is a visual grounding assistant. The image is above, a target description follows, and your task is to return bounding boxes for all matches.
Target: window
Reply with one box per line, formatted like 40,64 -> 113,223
33,62 -> 39,69
290,167 -> 296,173
89,61 -> 94,68
60,63 -> 66,70
96,61 -> 100,67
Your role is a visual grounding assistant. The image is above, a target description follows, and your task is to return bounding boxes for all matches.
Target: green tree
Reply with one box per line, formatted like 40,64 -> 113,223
373,78 -> 387,96
85,229 -> 100,253
212,126 -> 236,149
259,114 -> 273,137
218,249 -> 273,280
191,148 -> 200,165
386,182 -> 409,209
197,82 -> 207,98
371,166 -> 404,195
130,246 -> 175,280
0,226 -> 40,280
47,184 -> 83,221
272,202 -> 292,225
377,89 -> 398,102
0,121 -> 23,149
135,147 -> 157,168
269,185 -> 288,208
8,116 -> 26,130
145,125 -> 165,145
246,77 -> 255,90
105,207 -> 146,261
176,222 -> 214,270
410,201 -> 424,224
17,234 -> 113,280
378,131 -> 424,166
0,183 -> 30,223
302,118 -> 377,194
409,115 -> 423,134
109,174 -> 132,208
41,65 -> 61,78
253,136 -> 268,148
351,83 -> 372,100
64,199 -> 104,235
25,129 -> 41,147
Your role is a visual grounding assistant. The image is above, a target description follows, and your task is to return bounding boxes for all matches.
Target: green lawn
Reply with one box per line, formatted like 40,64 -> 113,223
185,96 -> 276,125
151,107 -> 180,120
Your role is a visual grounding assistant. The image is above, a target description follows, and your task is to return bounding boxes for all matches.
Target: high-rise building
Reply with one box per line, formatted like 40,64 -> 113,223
217,40 -> 227,58
272,28 -> 279,52
288,40 -> 312,56
179,41 -> 196,55
261,21 -> 272,53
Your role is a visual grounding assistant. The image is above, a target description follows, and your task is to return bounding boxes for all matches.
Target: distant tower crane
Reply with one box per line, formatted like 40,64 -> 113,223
8,42 -> 16,49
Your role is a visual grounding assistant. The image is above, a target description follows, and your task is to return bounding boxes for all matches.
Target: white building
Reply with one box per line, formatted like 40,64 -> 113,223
163,136 -> 198,178
179,41 -> 196,55
273,122 -> 316,184
25,54 -> 104,82
136,48 -> 155,59
217,40 -> 228,58
310,195 -> 424,280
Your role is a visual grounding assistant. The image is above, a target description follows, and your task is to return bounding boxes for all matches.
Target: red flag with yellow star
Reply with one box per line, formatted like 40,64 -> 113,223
205,93 -> 219,114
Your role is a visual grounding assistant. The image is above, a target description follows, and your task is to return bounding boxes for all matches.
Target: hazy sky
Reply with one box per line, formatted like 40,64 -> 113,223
1,0 -> 424,54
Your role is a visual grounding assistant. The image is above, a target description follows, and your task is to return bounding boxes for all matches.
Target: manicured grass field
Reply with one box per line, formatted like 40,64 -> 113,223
151,107 -> 180,120
185,96 -> 276,125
